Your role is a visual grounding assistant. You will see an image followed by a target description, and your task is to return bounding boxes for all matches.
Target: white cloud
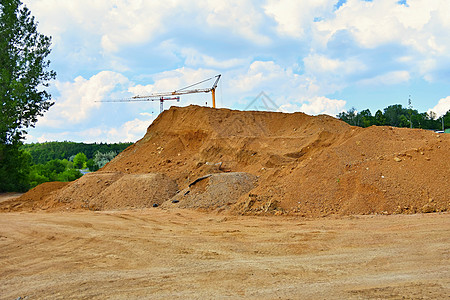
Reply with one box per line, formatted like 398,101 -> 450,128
99,1 -> 186,53
24,0 -> 271,55
38,71 -> 130,127
279,96 -> 346,117
181,48 -> 249,69
300,54 -> 366,95
315,0 -> 407,48
225,61 -> 346,115
358,70 -> 411,86
313,0 -> 450,80
25,131 -> 71,143
203,0 -> 271,45
30,115 -> 154,143
106,117 -> 153,143
264,0 -> 334,38
428,96 -> 450,118
228,61 -> 303,94
299,96 -> 346,116
304,53 -> 365,74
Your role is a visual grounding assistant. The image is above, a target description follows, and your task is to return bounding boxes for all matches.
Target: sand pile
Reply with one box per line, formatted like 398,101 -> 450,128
162,172 -> 257,210
43,171 -> 178,211
103,105 -> 450,216
93,173 -> 178,210
0,181 -> 69,211
3,105 -> 449,216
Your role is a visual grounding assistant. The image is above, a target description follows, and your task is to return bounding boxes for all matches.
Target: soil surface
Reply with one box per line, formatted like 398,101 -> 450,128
0,208 -> 448,299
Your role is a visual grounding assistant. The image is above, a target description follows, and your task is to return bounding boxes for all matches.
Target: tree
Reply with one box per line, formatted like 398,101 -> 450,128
337,107 -> 360,126
374,110 -> 386,125
94,151 -> 117,169
359,109 -> 377,127
383,104 -> 406,127
0,145 -> 31,191
0,0 -> 56,191
443,110 -> 450,129
73,152 -> 87,169
86,158 -> 99,172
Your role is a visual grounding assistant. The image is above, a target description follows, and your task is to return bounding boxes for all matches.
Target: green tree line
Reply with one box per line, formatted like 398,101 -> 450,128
337,104 -> 450,130
28,158 -> 83,188
13,143 -> 131,190
21,141 -> 133,164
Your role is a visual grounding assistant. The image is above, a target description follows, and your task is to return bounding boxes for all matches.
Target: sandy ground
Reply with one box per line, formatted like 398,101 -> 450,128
0,205 -> 449,299
0,193 -> 23,204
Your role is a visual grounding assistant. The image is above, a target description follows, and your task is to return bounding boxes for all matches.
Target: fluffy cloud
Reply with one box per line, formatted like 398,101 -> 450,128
357,70 -> 411,86
24,0 -> 450,83
300,96 -> 346,116
106,117 -> 154,143
428,96 -> 450,118
313,0 -> 450,81
226,61 -> 347,115
181,48 -> 249,69
24,0 -> 270,54
264,0 -> 334,38
314,0 -> 450,50
29,116 -> 154,143
203,0 -> 271,45
38,71 -> 130,127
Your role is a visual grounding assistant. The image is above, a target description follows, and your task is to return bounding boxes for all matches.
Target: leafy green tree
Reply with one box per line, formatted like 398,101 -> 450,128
86,158 -> 99,172
358,109 -> 377,127
383,104 -> 407,127
0,0 -> 55,191
94,151 -> 117,169
28,158 -> 82,188
73,152 -> 87,169
337,107 -> 361,126
443,110 -> 450,130
0,145 -> 31,191
0,0 -> 56,144
374,110 -> 386,126
56,168 -> 82,182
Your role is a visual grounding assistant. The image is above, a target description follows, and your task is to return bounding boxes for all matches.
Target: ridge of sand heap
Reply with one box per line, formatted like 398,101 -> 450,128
3,105 -> 449,216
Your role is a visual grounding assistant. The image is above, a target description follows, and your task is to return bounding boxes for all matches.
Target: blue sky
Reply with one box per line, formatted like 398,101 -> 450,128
23,0 -> 450,143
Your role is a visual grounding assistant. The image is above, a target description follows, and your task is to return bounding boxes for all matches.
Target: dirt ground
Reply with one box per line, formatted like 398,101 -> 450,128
1,197 -> 448,299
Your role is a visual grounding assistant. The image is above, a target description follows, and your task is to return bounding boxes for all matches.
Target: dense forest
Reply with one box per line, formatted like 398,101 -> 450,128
21,142 -> 133,164
337,104 -> 450,130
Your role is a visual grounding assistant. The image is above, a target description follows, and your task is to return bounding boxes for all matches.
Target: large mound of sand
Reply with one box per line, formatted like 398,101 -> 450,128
3,105 -> 449,216
103,105 -> 450,216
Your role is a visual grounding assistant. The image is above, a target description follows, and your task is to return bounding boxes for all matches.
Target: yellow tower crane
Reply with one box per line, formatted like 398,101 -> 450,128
99,74 -> 221,113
